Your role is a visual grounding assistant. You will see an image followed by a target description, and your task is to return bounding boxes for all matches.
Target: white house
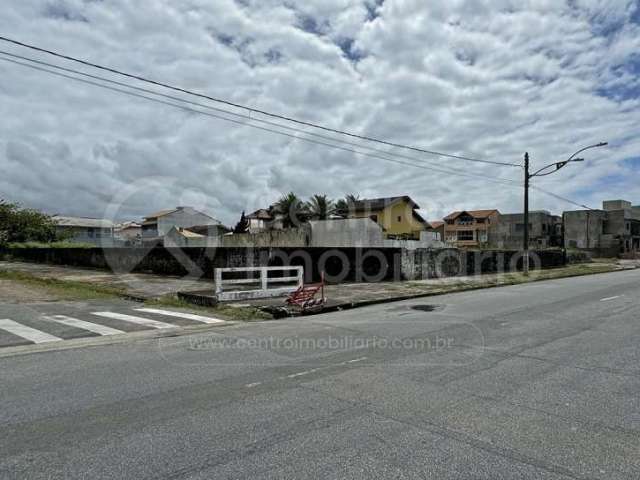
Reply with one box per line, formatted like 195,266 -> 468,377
52,216 -> 115,246
141,206 -> 221,239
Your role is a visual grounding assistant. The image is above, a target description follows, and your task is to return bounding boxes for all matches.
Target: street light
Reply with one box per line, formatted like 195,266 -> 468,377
522,142 -> 608,275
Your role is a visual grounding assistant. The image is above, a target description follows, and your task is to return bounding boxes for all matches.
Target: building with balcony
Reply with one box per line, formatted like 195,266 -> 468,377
443,209 -> 499,248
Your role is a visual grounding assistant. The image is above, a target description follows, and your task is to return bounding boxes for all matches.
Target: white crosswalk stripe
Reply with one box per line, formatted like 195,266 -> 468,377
0,319 -> 63,344
42,315 -> 125,336
91,312 -> 176,329
134,308 -> 224,324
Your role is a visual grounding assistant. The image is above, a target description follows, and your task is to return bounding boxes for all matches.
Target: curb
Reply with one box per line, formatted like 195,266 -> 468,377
264,265 -> 634,317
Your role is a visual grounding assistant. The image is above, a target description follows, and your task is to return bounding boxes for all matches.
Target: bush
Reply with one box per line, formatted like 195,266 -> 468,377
0,200 -> 61,247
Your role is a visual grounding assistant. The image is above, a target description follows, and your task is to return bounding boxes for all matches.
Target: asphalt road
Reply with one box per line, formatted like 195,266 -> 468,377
1,269 -> 640,479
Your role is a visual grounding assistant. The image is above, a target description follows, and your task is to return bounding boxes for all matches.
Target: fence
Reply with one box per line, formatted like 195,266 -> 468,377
214,266 -> 304,301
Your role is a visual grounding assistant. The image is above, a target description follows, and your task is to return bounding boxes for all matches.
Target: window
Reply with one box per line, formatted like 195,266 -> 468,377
397,216 -> 402,222
446,219 -> 454,225
457,230 -> 474,241
476,218 -> 485,224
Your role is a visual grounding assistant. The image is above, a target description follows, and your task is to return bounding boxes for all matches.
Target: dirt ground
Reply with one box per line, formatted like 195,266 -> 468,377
0,279 -> 59,303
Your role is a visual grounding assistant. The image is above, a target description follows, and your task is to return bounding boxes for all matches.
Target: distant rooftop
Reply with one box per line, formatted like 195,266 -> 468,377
444,209 -> 499,220
353,196 -> 420,211
52,215 -> 114,229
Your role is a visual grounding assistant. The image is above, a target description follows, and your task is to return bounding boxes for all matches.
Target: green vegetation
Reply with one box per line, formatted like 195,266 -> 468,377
0,269 -> 125,300
268,192 -> 362,228
6,241 -> 94,249
0,200 -> 64,247
271,192 -> 309,228
406,263 -> 619,294
0,268 -> 272,320
334,194 -> 359,218
233,211 -> 250,234
147,295 -> 273,321
307,194 -> 336,220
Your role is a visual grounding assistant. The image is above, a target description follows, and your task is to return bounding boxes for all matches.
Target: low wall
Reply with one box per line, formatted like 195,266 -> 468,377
400,248 -> 566,280
0,246 -> 399,283
0,246 -> 566,283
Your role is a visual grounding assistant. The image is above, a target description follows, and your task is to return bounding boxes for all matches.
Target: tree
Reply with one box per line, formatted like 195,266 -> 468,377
233,211 -> 249,234
271,192 -> 308,229
307,194 -> 336,220
0,200 -> 59,246
335,193 -> 360,218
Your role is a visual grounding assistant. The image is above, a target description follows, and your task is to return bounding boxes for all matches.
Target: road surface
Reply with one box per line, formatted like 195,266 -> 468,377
1,269 -> 639,479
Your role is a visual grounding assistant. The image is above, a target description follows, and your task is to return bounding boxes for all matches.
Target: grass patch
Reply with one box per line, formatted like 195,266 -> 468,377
147,295 -> 273,321
6,241 -> 95,249
0,269 -> 125,300
405,263 -> 619,295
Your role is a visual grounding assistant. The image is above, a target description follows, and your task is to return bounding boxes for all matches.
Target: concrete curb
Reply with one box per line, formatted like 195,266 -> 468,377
246,265 -> 637,317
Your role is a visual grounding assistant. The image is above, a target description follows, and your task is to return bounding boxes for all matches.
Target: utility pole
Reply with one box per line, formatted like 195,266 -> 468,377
523,152 -> 530,275
521,142 -> 607,277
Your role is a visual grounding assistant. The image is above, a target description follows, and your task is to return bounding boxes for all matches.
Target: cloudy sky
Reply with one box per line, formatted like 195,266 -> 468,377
0,0 -> 638,225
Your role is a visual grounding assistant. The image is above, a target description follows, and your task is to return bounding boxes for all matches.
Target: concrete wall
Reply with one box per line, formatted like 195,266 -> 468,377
220,227 -> 310,248
309,218 -> 445,249
491,212 -> 560,249
309,218 -> 383,247
0,246 -> 399,282
219,219 -> 444,249
1,245 -> 566,283
603,200 -> 631,211
400,248 -> 566,281
563,210 -> 607,250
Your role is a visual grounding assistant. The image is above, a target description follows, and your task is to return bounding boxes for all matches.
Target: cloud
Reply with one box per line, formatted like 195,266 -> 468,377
0,0 -> 639,226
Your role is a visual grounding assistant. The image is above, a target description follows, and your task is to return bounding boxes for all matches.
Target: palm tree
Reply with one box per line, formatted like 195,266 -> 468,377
307,194 -> 336,220
271,192 -> 308,228
335,194 -> 360,218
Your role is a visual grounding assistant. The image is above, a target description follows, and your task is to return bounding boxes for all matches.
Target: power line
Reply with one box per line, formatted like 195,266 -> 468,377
0,53 -> 524,188
1,49 -> 591,211
0,50 -> 523,186
530,185 -> 593,210
0,35 -> 521,168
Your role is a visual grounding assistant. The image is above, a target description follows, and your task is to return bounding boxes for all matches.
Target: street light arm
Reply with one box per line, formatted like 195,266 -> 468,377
530,158 -> 584,177
528,142 -> 607,178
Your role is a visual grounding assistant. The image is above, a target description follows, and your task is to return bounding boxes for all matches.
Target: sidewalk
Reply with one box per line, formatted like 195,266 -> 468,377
227,260 -> 634,313
0,261 -> 208,300
1,259 -> 635,313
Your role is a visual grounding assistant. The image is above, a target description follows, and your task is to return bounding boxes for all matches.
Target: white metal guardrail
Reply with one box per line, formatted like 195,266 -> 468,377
214,266 -> 304,301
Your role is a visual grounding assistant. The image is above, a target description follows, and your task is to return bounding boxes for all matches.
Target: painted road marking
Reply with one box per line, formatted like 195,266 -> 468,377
134,308 -> 224,324
286,369 -> 319,378
346,357 -> 368,363
0,319 -> 63,344
91,312 -> 176,329
600,295 -> 622,302
43,315 -> 125,336
245,382 -> 262,388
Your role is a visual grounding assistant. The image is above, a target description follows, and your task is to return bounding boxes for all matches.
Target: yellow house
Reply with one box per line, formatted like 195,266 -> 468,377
349,196 -> 430,239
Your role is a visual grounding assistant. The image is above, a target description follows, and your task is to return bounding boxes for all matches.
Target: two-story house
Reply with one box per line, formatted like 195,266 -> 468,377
348,196 -> 430,240
443,209 -> 499,247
